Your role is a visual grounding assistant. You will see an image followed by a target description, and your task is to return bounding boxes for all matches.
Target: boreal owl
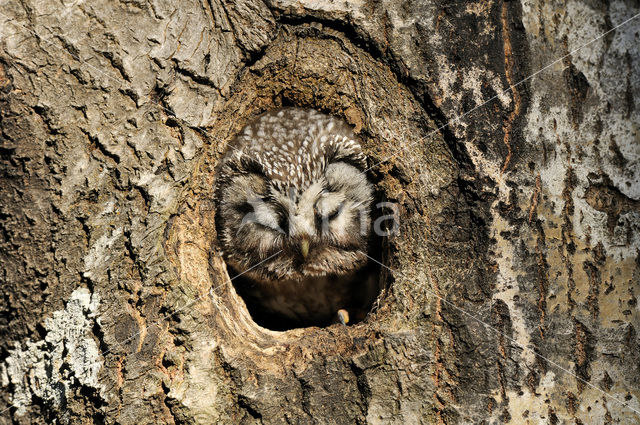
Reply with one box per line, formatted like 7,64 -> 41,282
215,108 -> 378,329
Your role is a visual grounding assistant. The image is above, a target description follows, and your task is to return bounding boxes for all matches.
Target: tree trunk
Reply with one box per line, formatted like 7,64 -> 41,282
1,0 -> 639,423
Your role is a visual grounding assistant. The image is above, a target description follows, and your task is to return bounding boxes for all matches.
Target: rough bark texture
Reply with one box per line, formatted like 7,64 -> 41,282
0,0 -> 639,423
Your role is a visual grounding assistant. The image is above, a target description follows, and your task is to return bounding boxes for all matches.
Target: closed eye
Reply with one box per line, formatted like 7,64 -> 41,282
315,201 -> 344,226
237,197 -> 285,233
327,204 -> 342,221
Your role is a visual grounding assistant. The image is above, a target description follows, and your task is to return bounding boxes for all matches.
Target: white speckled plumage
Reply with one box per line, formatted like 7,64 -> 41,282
228,109 -> 367,194
215,108 -> 377,327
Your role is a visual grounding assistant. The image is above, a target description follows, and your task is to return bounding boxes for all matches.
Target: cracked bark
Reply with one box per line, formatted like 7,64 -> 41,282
1,0 -> 639,424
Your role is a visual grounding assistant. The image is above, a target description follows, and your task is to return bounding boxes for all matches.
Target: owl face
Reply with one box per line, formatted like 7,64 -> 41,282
215,108 -> 374,283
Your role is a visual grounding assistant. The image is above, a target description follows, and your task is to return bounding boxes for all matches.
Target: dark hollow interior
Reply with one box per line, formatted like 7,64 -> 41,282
230,243 -> 384,331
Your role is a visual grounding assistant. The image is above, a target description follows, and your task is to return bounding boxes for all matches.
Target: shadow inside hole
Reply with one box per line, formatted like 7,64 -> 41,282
229,234 -> 385,331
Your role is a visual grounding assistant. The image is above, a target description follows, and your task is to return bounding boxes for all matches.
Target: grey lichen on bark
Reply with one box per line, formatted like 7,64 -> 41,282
0,0 -> 638,424
1,288 -> 101,419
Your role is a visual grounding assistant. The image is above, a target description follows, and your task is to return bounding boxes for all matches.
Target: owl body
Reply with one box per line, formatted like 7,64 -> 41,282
215,108 -> 377,328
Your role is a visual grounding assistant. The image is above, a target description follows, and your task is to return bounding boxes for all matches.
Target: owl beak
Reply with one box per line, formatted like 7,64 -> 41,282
300,238 -> 310,258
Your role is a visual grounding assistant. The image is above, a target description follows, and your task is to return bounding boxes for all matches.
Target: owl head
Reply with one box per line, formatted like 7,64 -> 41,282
215,108 -> 374,283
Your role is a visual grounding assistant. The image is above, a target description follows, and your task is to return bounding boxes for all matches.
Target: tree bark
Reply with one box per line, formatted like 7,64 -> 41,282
1,0 -> 639,423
